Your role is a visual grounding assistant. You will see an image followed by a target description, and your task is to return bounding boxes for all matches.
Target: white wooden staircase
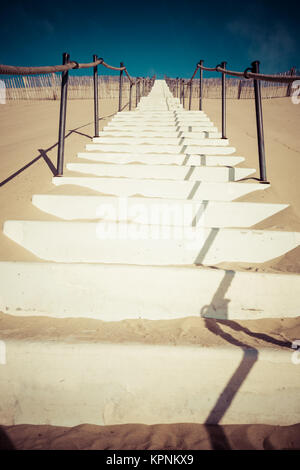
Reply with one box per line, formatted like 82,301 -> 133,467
1,79 -> 299,428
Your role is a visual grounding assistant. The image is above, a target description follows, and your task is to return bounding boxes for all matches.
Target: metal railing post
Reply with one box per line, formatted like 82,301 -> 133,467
93,54 -> 99,137
135,79 -> 139,107
142,78 -> 145,96
118,61 -> 124,112
199,60 -> 203,111
189,79 -> 192,110
221,61 -> 227,139
252,60 -> 268,183
56,52 -> 70,176
129,82 -> 133,110
182,80 -> 185,108
176,77 -> 179,98
237,80 -> 243,99
287,67 -> 296,97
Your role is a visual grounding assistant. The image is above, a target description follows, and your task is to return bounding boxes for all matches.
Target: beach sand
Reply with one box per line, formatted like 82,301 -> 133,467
0,96 -> 299,450
1,422 -> 300,450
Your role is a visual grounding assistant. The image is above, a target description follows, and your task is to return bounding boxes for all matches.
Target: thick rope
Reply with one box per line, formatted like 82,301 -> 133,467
173,63 -> 300,84
0,58 -> 129,75
198,64 -> 300,83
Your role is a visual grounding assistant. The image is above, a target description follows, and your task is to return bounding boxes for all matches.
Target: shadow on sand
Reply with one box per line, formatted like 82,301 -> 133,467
0,427 -> 15,450
0,105 -> 129,188
192,220 -> 291,449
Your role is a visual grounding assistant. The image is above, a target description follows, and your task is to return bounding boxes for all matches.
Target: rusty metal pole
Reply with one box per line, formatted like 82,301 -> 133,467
199,60 -> 203,111
287,67 -> 296,97
118,62 -> 124,112
138,79 -> 141,103
252,60 -> 268,183
57,52 -> 70,176
221,61 -> 227,139
129,82 -> 133,110
135,78 -> 139,107
93,54 -> 99,137
180,80 -> 182,104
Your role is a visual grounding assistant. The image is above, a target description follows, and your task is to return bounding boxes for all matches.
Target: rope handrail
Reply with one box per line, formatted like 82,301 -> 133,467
196,63 -> 300,83
197,64 -> 217,73
187,66 -> 199,85
123,68 -> 134,84
166,58 -> 300,185
0,50 -> 156,179
178,62 -> 300,85
0,57 -> 128,76
0,57 -> 149,87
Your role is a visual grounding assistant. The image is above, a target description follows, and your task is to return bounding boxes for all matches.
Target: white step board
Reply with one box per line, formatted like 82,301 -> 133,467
85,144 -> 236,155
1,261 -> 299,320
106,122 -> 215,129
111,119 -> 212,126
92,137 -> 229,146
32,194 -> 288,227
66,163 -> 254,182
3,220 -> 300,265
53,176 -> 269,201
112,116 -> 211,122
176,111 -> 210,114
78,152 -> 245,167
119,111 -> 207,117
1,336 -> 298,426
99,130 -> 221,138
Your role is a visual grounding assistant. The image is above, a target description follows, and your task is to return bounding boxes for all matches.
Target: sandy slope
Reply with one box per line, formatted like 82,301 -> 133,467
0,96 -> 299,450
0,99 -> 120,261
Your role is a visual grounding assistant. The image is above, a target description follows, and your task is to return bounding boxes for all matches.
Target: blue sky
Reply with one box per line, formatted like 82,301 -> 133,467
0,0 -> 299,79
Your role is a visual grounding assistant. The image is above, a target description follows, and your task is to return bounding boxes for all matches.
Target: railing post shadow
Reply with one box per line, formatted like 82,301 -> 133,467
199,60 -> 203,111
93,54 -> 99,137
119,62 -> 124,112
221,61 -> 227,139
56,52 -> 70,176
252,60 -> 269,183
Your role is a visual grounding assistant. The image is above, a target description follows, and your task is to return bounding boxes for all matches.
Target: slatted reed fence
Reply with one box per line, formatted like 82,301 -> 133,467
194,76 -> 295,99
1,74 -> 145,101
168,68 -> 299,100
3,70 -> 297,101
